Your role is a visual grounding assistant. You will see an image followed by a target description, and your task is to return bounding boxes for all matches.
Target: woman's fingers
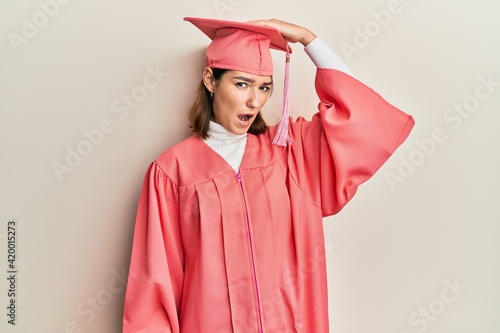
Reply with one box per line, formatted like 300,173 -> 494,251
246,19 -> 316,46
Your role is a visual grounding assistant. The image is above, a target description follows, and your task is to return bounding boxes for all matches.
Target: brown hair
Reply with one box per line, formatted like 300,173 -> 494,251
188,68 -> 268,139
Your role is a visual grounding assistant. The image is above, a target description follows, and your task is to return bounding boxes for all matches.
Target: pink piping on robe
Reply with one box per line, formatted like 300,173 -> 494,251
123,69 -> 415,333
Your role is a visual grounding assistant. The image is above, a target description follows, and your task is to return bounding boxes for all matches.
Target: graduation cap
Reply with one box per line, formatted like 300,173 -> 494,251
184,16 -> 293,146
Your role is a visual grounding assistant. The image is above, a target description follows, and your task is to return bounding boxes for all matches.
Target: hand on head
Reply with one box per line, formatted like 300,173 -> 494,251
246,18 -> 316,46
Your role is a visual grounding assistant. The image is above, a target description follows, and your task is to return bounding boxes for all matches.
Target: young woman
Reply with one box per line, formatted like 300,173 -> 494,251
123,17 -> 414,333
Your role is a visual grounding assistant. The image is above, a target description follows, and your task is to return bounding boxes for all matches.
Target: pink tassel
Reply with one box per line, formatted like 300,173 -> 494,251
273,52 -> 292,146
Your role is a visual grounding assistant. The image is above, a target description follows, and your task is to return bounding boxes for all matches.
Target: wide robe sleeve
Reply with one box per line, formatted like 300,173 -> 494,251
123,162 -> 183,333
288,68 -> 415,216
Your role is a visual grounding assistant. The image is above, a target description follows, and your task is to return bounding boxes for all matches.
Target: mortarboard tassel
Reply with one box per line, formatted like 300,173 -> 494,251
272,52 -> 292,146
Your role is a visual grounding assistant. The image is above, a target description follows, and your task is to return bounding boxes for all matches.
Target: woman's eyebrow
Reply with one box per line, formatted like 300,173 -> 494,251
232,76 -> 273,86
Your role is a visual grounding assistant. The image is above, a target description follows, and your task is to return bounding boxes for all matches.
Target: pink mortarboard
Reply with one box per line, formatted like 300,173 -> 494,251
184,16 -> 293,146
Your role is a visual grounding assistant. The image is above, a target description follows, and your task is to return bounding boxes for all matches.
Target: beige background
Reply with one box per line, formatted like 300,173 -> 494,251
1,0 -> 499,332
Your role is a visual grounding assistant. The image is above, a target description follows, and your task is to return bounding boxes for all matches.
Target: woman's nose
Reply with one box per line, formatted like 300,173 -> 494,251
246,89 -> 260,109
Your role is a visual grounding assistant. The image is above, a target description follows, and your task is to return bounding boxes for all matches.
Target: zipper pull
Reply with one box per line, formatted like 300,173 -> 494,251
236,172 -> 242,183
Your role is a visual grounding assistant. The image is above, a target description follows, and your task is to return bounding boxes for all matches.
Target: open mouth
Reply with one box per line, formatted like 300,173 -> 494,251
237,114 -> 253,125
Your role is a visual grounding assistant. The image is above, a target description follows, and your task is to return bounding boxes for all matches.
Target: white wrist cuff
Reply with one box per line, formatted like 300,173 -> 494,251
305,37 -> 354,76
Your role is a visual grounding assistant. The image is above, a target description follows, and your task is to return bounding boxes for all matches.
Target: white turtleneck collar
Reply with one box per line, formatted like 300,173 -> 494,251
203,121 -> 247,172
207,121 -> 247,143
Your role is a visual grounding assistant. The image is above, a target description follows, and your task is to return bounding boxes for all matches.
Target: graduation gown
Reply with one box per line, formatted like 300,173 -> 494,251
123,68 -> 415,333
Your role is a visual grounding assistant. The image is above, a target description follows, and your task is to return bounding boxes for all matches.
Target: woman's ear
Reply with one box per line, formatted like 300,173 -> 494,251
202,67 -> 215,92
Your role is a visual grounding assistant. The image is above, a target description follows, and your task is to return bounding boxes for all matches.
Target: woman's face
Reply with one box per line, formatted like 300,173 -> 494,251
206,69 -> 273,135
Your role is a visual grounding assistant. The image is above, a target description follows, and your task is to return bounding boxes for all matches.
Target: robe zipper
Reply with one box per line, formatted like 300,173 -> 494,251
237,172 -> 264,333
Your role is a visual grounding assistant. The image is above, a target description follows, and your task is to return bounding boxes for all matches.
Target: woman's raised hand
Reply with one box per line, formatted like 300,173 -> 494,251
246,18 -> 317,46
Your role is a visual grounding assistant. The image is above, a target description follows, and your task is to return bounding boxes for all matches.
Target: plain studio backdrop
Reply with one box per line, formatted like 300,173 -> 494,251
1,0 -> 499,332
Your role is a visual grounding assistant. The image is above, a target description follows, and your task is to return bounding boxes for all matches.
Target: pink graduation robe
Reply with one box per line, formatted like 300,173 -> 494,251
123,68 -> 415,333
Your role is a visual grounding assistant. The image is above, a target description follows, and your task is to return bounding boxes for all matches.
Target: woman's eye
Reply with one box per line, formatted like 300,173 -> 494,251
260,86 -> 271,92
236,82 -> 248,88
